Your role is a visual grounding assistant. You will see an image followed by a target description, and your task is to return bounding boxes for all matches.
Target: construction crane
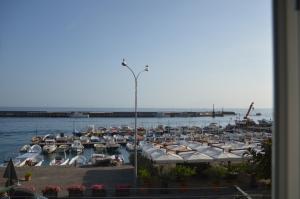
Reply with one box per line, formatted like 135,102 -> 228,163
244,102 -> 254,119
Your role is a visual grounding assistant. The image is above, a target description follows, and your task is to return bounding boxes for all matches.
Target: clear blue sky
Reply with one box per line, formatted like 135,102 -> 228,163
0,0 -> 272,109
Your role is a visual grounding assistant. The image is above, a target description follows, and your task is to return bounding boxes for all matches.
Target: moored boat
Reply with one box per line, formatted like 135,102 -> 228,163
91,154 -> 112,166
69,155 -> 87,166
20,145 -> 31,153
94,144 -> 107,153
43,139 -> 57,154
49,156 -> 69,166
28,144 -> 42,154
56,144 -> 70,153
71,140 -> 84,154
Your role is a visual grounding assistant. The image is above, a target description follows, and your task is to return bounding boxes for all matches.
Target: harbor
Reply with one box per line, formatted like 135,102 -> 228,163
0,108 -> 272,198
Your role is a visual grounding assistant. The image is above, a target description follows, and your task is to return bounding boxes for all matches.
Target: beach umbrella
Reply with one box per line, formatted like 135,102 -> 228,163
3,159 -> 18,186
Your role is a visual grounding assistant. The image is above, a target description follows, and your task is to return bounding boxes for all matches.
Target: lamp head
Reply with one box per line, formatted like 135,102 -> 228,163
145,65 -> 149,71
121,58 -> 127,67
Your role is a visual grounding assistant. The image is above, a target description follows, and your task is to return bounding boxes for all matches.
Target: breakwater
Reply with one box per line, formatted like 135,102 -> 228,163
0,111 -> 235,118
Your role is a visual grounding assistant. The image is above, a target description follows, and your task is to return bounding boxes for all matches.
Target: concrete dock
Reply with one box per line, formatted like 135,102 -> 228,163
0,111 -> 235,118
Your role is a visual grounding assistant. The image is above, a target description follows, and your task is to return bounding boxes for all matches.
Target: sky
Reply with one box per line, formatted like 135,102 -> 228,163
0,0 -> 273,109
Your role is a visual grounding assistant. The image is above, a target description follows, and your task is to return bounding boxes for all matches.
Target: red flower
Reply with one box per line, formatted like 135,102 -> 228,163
67,184 -> 86,192
42,185 -> 61,193
91,184 -> 105,190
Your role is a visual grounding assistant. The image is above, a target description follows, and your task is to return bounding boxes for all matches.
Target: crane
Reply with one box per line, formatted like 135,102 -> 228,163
244,102 -> 254,119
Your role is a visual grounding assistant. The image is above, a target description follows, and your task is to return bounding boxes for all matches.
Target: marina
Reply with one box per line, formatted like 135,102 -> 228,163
0,107 -> 272,168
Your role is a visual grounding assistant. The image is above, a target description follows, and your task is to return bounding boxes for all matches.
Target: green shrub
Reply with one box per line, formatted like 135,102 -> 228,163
204,165 -> 228,180
173,165 -> 196,181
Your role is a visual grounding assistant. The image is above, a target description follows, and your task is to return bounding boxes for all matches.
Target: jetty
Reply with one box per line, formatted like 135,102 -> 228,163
0,111 -> 235,118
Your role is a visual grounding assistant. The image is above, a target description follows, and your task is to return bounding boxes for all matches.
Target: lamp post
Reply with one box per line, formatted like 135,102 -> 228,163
121,58 -> 149,185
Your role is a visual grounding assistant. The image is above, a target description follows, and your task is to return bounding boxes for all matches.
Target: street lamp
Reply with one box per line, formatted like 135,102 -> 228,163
121,58 -> 149,185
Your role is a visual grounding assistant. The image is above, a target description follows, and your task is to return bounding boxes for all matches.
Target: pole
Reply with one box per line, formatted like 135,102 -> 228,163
121,59 -> 148,188
134,77 -> 138,184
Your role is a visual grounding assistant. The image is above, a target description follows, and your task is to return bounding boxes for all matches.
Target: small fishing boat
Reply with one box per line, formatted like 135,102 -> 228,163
114,135 -> 127,145
49,156 -> 69,166
56,144 -> 70,153
43,139 -> 57,154
21,155 -> 44,167
71,140 -> 84,154
91,154 -> 112,166
28,144 -> 42,154
31,136 -> 42,144
42,134 -> 55,141
56,133 -> 68,143
94,144 -> 107,153
20,145 -> 31,153
69,155 -> 87,166
111,154 -> 124,165
126,142 -> 141,151
90,136 -> 100,142
80,136 -> 90,144
106,140 -> 120,152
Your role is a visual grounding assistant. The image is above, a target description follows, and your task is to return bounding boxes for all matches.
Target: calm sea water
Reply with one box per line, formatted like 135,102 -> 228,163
0,108 -> 272,163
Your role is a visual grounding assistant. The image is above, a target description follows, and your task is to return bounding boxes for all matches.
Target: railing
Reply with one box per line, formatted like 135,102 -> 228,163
4,185 -> 271,199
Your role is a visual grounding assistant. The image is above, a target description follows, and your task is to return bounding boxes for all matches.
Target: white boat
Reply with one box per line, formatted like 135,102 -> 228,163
126,142 -> 141,151
31,136 -> 42,144
90,136 -> 100,142
71,140 -> 84,154
15,153 -> 41,167
94,144 -> 107,153
110,154 -> 124,165
106,140 -> 120,152
56,144 -> 70,153
56,133 -> 68,143
42,134 -> 55,141
69,155 -> 87,166
20,155 -> 44,167
114,135 -> 127,145
80,136 -> 90,144
28,144 -> 42,154
20,145 -> 31,153
43,139 -> 57,154
91,154 -> 112,166
49,156 -> 69,166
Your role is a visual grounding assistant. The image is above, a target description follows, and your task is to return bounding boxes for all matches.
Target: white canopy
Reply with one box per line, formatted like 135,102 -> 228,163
152,153 -> 184,164
178,151 -> 213,163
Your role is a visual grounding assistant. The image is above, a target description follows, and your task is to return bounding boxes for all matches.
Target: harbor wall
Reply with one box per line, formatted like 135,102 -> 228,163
0,111 -> 236,118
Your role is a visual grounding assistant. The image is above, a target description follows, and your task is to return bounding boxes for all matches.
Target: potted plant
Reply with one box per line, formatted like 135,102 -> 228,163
42,185 -> 61,199
91,184 -> 106,197
24,172 -> 32,181
67,184 -> 85,198
174,165 -> 196,192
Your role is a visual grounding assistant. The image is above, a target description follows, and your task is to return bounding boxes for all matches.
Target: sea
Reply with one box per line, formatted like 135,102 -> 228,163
0,108 -> 273,164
